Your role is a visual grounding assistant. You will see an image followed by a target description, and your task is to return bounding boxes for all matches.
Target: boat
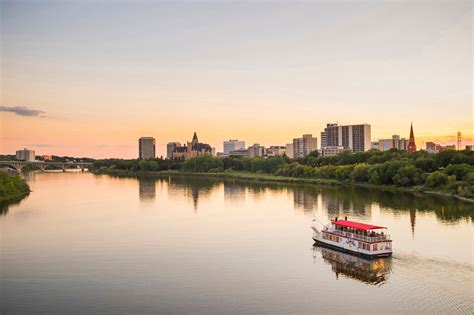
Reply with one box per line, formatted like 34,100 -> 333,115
311,215 -> 392,259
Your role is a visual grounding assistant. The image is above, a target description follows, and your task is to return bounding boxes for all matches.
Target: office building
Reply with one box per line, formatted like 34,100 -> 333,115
321,123 -> 371,152
139,137 -> 156,159
167,142 -> 181,159
229,149 -> 250,158
16,148 -> 35,161
248,144 -> 265,158
293,134 -> 318,158
375,135 -> 408,151
426,141 -> 455,153
223,140 -> 246,155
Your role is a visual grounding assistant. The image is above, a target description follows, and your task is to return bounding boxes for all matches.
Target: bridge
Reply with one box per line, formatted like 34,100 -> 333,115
0,160 -> 93,172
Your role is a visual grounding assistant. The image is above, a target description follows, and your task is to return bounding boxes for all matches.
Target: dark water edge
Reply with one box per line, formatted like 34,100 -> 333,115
0,193 -> 29,216
98,172 -> 474,224
93,169 -> 474,204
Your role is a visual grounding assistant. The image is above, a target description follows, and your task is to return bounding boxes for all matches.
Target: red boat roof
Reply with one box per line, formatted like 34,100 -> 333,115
331,220 -> 386,230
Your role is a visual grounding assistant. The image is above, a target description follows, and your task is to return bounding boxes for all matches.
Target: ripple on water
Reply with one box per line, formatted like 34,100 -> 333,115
390,252 -> 474,314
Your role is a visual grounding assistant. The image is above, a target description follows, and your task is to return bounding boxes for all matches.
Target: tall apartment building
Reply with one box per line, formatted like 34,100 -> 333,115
16,148 -> 35,161
320,123 -> 371,152
293,134 -> 318,158
223,140 -> 245,155
139,137 -> 156,159
167,142 -> 181,159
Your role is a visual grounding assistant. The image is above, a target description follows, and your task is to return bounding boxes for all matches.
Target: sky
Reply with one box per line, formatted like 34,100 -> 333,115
1,0 -> 472,158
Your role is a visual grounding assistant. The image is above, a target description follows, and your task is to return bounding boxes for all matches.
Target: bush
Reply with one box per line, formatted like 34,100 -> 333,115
393,165 -> 425,187
182,155 -> 223,172
138,160 -> 158,171
426,171 -> 448,188
0,173 -> 30,200
415,157 -> 436,172
445,164 -> 473,180
351,164 -> 370,182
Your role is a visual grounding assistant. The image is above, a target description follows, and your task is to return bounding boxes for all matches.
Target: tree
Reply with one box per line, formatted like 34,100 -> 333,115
393,165 -> 425,187
138,160 -> 158,171
445,163 -> 473,180
351,164 -> 370,182
182,155 -> 223,172
426,171 -> 448,188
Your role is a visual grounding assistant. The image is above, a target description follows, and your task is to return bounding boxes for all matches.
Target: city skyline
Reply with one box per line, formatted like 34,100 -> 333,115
1,1 -> 472,158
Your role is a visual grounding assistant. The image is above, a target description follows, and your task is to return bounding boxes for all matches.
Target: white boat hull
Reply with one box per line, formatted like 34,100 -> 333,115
313,233 -> 392,259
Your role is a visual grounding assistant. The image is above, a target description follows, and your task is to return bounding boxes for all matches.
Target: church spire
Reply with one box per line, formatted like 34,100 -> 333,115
191,132 -> 199,145
407,122 -> 417,153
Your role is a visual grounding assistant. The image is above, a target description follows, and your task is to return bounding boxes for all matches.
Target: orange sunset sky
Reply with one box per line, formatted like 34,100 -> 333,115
1,1 -> 472,158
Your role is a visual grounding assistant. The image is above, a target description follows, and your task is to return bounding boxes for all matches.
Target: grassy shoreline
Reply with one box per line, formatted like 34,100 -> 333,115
92,169 -> 474,203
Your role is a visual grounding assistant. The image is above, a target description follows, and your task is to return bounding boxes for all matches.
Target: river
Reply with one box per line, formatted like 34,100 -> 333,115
1,172 -> 473,314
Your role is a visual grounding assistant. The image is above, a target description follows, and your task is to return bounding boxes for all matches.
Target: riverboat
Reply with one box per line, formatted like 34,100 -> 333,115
312,216 -> 392,259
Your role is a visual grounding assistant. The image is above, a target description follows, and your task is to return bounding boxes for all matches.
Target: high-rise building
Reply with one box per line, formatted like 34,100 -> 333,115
223,140 -> 246,155
407,123 -> 417,153
167,142 -> 181,159
321,123 -> 371,152
139,137 -> 156,159
16,148 -> 35,161
293,134 -> 318,158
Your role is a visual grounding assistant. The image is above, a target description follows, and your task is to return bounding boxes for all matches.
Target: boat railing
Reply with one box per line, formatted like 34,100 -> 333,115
330,229 -> 390,242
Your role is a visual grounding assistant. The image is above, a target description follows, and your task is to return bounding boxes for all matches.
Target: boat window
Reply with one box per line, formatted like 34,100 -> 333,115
373,244 -> 377,251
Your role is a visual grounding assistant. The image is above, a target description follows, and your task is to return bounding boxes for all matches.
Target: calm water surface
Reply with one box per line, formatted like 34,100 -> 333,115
1,172 -> 473,314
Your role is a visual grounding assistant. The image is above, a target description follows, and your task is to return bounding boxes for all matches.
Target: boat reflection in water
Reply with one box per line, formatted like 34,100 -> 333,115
312,245 -> 392,286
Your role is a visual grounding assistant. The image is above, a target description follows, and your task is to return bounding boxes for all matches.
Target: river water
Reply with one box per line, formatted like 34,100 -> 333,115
1,172 -> 473,314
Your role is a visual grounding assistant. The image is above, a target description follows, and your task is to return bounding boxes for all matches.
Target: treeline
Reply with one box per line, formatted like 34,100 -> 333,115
0,172 -> 30,201
93,158 -> 184,172
92,149 -> 474,199
180,149 -> 474,198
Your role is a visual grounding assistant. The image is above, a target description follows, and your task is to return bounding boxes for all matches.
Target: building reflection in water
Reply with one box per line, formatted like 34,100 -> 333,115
320,187 -> 372,219
164,176 -> 219,211
223,181 -> 246,204
138,177 -> 156,201
312,245 -> 392,286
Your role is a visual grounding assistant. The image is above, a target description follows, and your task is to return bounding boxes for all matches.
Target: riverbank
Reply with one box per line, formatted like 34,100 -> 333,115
92,169 -> 474,203
0,172 -> 31,202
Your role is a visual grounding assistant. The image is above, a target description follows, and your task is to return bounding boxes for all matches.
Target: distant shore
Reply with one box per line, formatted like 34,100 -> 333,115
92,169 -> 474,204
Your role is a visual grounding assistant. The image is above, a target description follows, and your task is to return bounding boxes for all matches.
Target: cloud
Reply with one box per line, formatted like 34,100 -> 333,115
0,105 -> 46,117
27,144 -> 53,148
